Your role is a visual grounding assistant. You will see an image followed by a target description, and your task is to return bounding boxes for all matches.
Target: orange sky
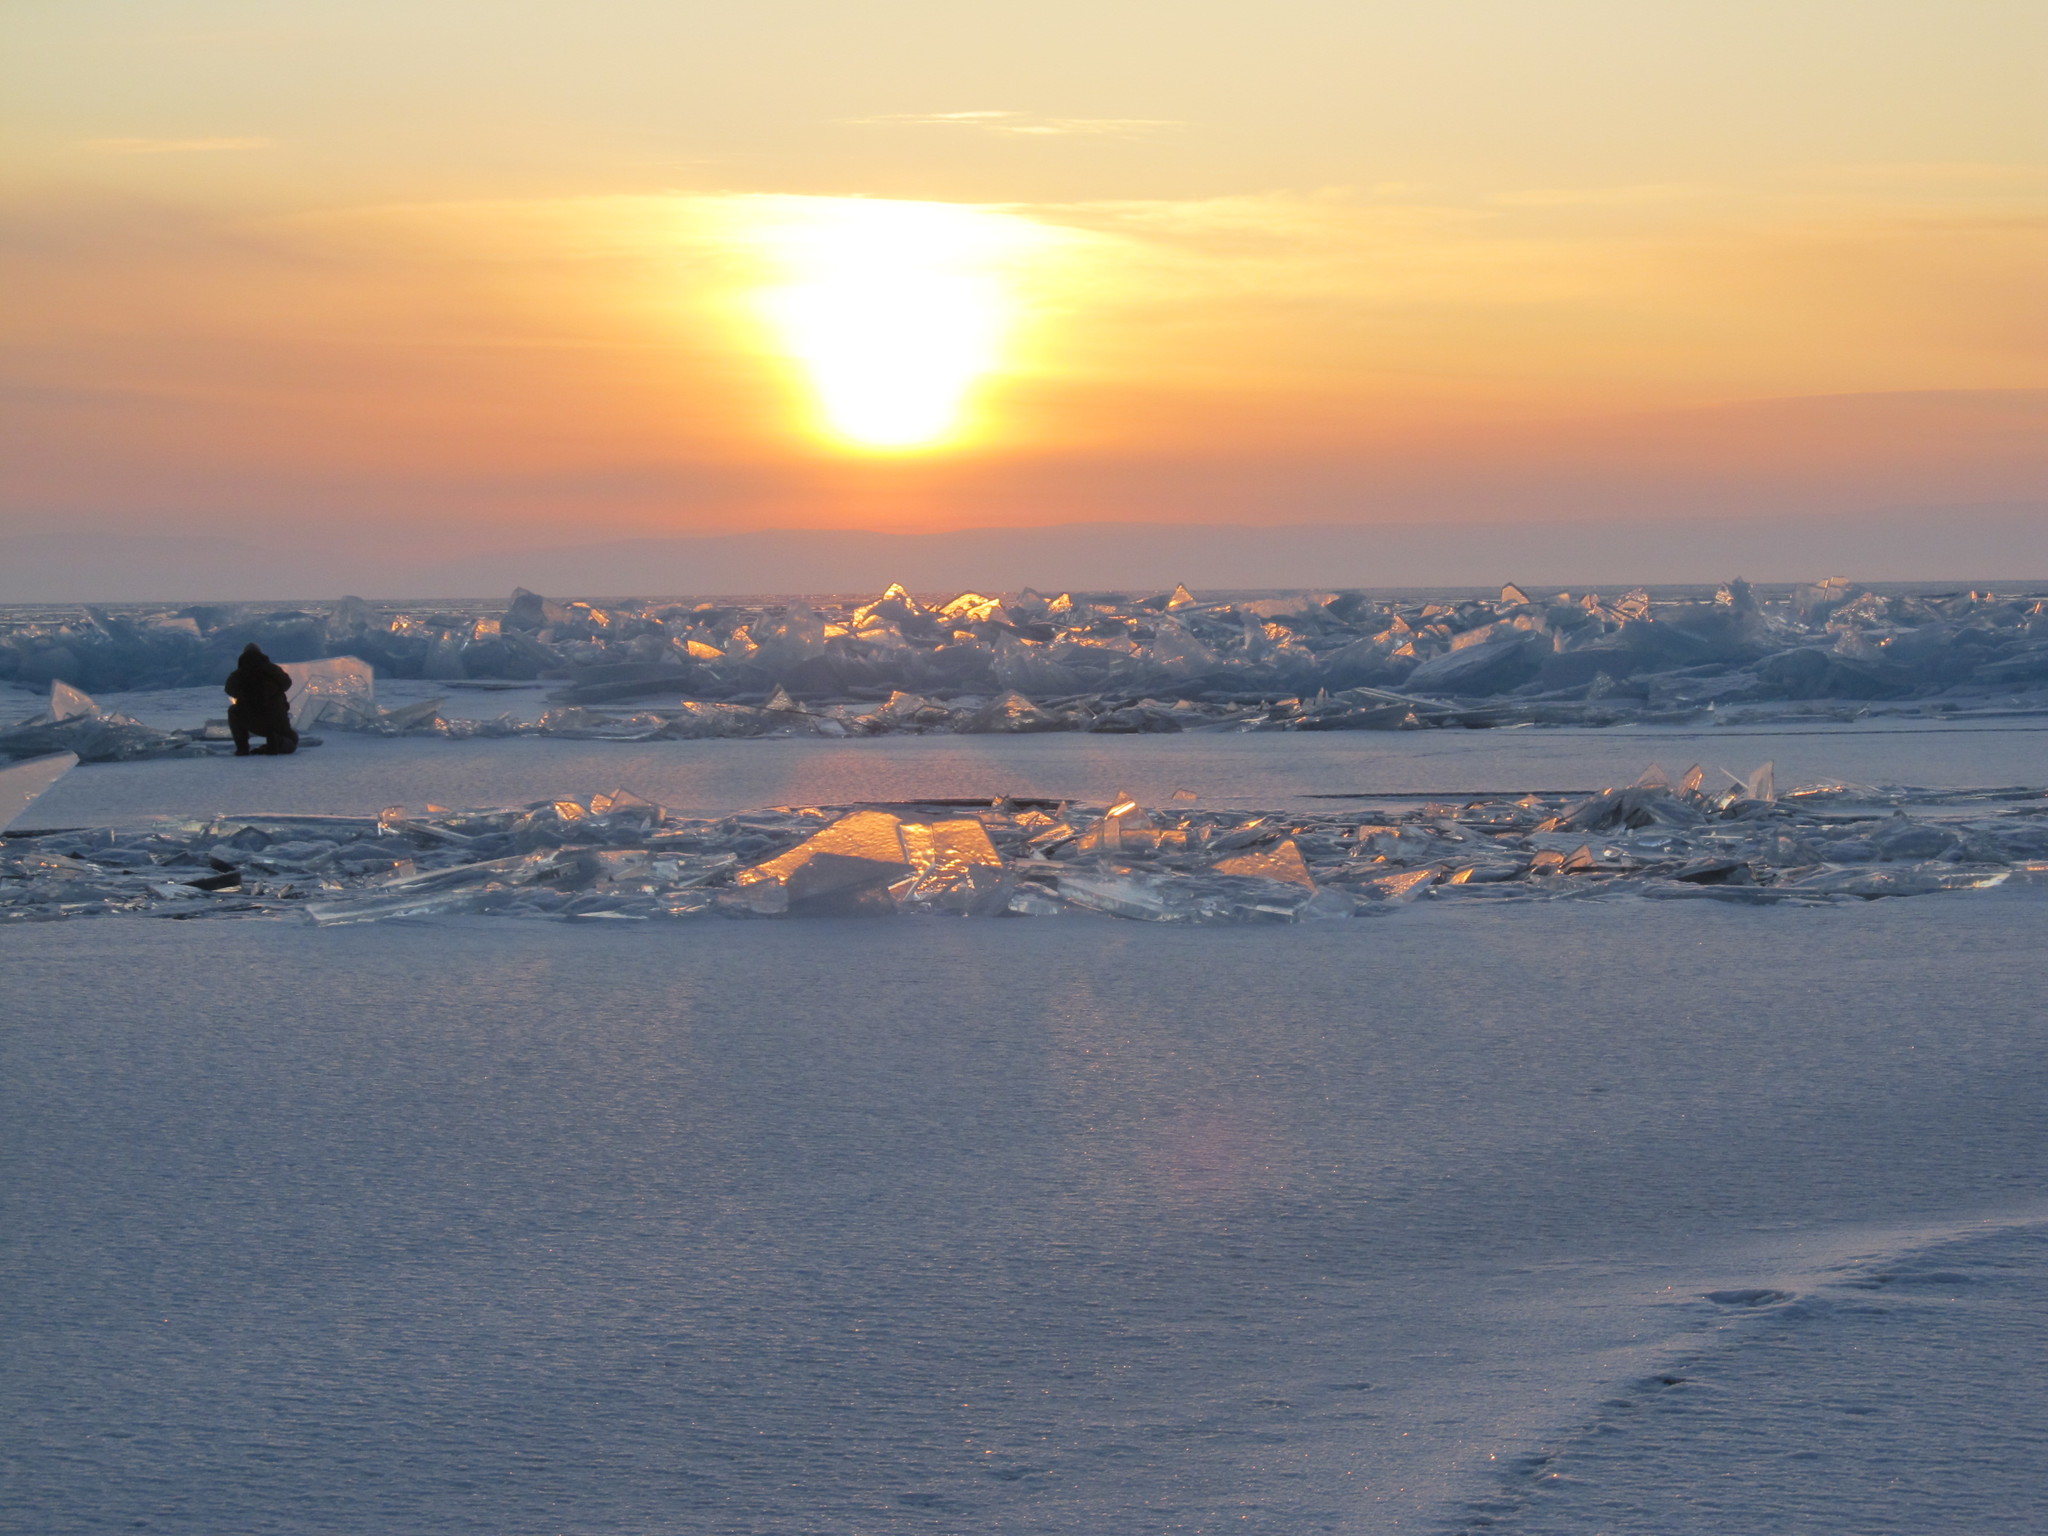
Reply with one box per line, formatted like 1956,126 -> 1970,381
4,1 -> 2046,576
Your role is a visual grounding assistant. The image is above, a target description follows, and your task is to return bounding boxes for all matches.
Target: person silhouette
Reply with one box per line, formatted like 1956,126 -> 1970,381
224,643 -> 299,756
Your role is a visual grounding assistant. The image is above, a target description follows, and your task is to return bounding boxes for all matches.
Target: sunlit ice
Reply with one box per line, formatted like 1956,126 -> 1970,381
726,197 -> 1070,453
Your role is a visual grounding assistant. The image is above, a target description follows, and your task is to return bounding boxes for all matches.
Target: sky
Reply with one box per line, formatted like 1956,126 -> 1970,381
4,1 -> 2047,593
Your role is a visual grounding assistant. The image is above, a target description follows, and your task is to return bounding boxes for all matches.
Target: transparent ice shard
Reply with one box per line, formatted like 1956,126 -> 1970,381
656,702 -> 760,739
737,809 -> 914,916
875,691 -> 932,723
1295,886 -> 1356,920
742,809 -> 907,883
1184,875 -> 1322,922
0,707 -> 190,765
377,697 -> 446,732
901,817 -> 1002,872
721,880 -> 790,916
1146,621 -> 1217,677
1358,868 -> 1435,903
1556,772 -> 1707,834
1047,869 -> 1185,922
0,752 -> 78,831
1778,862 -> 2010,899
850,584 -> 927,644
1212,839 -> 1315,888
1072,791 -> 1157,857
49,682 -> 98,722
968,691 -> 1063,734
589,788 -> 662,831
734,811 -> 1009,917
422,630 -> 467,680
783,851 -> 910,915
283,657 -> 377,729
991,633 -> 1082,697
303,885 -> 491,926
898,817 -> 1011,914
1006,884 -> 1068,917
938,591 -> 1004,625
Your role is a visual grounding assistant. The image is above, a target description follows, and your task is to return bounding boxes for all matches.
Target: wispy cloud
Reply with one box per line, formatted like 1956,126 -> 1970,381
1808,161 -> 2048,194
847,112 -> 1178,139
1488,182 -> 1723,209
79,137 -> 273,155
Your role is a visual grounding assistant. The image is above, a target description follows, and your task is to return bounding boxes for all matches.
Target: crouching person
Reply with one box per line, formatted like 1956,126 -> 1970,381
225,643 -> 300,756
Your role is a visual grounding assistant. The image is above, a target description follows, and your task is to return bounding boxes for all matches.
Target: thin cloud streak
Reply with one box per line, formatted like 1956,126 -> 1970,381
78,137 -> 274,155
847,111 -> 1180,138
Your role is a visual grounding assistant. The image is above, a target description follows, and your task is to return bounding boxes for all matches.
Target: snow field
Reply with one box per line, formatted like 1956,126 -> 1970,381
5,891 -> 2047,1532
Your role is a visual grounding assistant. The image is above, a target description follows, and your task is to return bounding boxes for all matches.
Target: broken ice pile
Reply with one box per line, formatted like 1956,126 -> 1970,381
5,765 -> 2045,926
0,672 -> 362,765
8,577 -> 2048,755
0,681 -> 215,765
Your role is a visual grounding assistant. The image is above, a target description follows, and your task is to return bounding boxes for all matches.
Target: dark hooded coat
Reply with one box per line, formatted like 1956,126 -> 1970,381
225,644 -> 296,748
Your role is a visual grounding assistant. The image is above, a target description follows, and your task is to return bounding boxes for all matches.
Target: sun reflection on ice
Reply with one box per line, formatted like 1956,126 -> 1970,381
734,197 -> 1064,452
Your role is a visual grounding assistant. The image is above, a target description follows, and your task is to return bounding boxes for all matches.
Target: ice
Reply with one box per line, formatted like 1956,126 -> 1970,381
0,699 -> 212,765
1036,867 -> 1185,921
742,808 -> 911,882
897,817 -> 1012,914
1211,838 -> 1315,886
1404,629 -> 1541,693
734,809 -> 912,916
10,879 -> 2048,1534
0,752 -> 77,831
0,668 -> 314,764
283,656 -> 376,729
303,853 -> 550,926
49,681 -> 98,721
727,808 -> 1011,917
11,757 -> 2038,927
10,580 -> 2048,737
968,689 -> 1063,733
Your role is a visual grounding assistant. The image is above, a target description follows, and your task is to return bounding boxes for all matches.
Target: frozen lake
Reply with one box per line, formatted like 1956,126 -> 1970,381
6,726 -> 2048,1532
7,900 -> 2048,1533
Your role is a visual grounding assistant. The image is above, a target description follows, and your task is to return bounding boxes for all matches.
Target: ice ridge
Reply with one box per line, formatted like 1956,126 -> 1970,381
3,769 -> 2043,926
5,579 -> 2048,760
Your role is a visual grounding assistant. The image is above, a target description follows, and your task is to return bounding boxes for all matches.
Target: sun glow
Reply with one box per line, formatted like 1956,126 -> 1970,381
737,197 -> 1059,452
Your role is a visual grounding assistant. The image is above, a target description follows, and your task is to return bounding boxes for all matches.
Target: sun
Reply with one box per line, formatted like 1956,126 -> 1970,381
732,197 -> 1059,453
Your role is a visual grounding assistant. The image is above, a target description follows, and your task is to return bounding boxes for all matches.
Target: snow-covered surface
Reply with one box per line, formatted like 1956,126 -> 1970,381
6,899 -> 2047,1533
14,718 -> 2048,829
1493,1218 -> 2048,1533
5,728 -> 2047,1533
